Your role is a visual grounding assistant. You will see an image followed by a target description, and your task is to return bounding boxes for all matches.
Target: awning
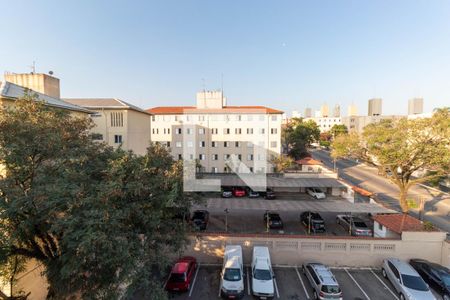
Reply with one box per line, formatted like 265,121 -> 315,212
197,198 -> 396,214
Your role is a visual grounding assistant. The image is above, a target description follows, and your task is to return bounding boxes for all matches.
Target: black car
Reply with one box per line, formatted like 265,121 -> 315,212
191,210 -> 209,230
300,211 -> 326,233
410,259 -> 450,300
263,212 -> 283,229
262,189 -> 276,200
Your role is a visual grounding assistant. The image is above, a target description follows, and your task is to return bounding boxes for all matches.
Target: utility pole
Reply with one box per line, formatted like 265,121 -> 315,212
224,208 -> 229,232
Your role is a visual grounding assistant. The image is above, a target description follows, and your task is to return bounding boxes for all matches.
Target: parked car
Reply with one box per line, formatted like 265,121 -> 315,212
262,189 -> 276,200
222,189 -> 233,198
336,214 -> 372,236
409,259 -> 450,300
302,262 -> 343,300
220,245 -> 245,299
233,187 -> 246,197
263,212 -> 283,229
300,211 -> 326,233
191,210 -> 209,230
382,258 -> 436,300
306,187 -> 326,199
251,246 -> 275,299
248,190 -> 260,198
165,256 -> 197,292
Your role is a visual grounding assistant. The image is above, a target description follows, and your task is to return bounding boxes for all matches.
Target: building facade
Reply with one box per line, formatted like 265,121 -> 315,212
368,98 -> 382,116
342,115 -> 402,133
408,98 -> 423,115
304,116 -> 342,133
147,91 -> 283,173
63,98 -> 152,155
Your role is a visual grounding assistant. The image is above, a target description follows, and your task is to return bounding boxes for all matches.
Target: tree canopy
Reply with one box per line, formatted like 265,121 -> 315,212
284,119 -> 320,159
0,93 -> 196,299
331,108 -> 450,212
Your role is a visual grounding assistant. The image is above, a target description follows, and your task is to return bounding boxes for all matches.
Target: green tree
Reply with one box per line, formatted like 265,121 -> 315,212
331,108 -> 450,212
0,94 -> 195,299
270,154 -> 294,172
0,255 -> 27,299
285,120 -> 320,159
330,124 -> 348,137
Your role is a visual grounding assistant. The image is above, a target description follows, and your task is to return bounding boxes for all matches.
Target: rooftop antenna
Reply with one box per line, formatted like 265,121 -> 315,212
29,61 -> 36,74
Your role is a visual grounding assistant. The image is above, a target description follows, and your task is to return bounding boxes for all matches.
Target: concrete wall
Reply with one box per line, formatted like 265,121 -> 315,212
5,73 -> 60,98
184,233 -> 448,268
373,221 -> 401,238
127,110 -> 151,155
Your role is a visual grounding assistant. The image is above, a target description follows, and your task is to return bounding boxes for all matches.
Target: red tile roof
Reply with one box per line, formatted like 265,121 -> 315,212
372,214 -> 438,234
146,106 -> 283,115
352,186 -> 373,197
295,157 -> 323,166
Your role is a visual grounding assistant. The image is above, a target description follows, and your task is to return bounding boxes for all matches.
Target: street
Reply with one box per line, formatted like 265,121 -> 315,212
311,149 -> 450,232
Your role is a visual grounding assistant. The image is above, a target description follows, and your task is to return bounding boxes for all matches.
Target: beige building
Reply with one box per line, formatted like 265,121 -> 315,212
64,98 -> 152,155
368,98 -> 382,116
4,72 -> 61,98
304,116 -> 342,133
342,115 -> 403,133
348,103 -> 358,116
408,97 -> 423,115
320,103 -> 329,117
147,91 -> 283,173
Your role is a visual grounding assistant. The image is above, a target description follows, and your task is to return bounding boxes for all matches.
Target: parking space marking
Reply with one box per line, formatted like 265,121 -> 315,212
370,269 -> 399,300
273,277 -> 280,298
188,264 -> 200,297
295,266 -> 310,299
247,267 -> 251,295
344,268 -> 371,300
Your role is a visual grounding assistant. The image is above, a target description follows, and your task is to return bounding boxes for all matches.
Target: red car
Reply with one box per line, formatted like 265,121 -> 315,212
233,187 -> 246,197
165,256 -> 197,292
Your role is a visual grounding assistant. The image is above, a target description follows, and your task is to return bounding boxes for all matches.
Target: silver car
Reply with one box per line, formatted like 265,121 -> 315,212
302,262 -> 343,300
382,258 -> 436,300
336,214 -> 372,236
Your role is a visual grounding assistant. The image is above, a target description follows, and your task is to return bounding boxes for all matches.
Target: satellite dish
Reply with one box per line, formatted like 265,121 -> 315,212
49,71 -> 54,75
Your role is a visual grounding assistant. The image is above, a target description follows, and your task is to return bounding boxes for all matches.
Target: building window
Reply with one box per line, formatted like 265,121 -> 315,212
249,167 -> 253,172
271,128 -> 278,134
212,141 -> 218,147
224,128 -> 230,134
224,141 -> 229,148
211,128 -> 218,134
176,128 -> 182,134
175,142 -> 182,148
212,154 -> 219,161
211,167 -> 218,173
235,128 -> 242,134
247,154 -> 254,161
111,112 -> 124,127
177,154 -> 182,160
236,115 -> 242,121
235,141 -> 240,148
187,141 -> 193,148
224,154 -> 231,160
91,133 -> 103,140
199,128 -> 205,135
260,128 -> 265,134
186,128 -> 193,134
247,142 -> 253,148
151,115 -> 155,121
199,141 -> 206,148
247,128 -> 253,134
114,135 -> 123,144
199,154 -> 206,160
238,154 -> 242,160
270,141 -> 277,148
166,141 -> 171,147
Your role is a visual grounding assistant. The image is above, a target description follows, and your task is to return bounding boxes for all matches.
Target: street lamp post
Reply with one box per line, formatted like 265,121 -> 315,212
224,208 -> 229,232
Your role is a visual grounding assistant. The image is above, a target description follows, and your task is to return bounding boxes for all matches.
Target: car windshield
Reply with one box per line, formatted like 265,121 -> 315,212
442,274 -> 450,286
224,268 -> 241,281
354,221 -> 367,228
401,274 -> 429,291
192,212 -> 205,219
270,215 -> 281,221
321,285 -> 341,293
254,269 -> 272,280
169,272 -> 186,283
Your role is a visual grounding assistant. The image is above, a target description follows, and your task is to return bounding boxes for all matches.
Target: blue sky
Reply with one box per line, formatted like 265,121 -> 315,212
1,0 -> 449,116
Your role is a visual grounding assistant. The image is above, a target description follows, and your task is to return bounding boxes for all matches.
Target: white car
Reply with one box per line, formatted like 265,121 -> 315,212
306,188 -> 326,199
251,246 -> 275,299
220,245 -> 245,299
382,258 -> 436,300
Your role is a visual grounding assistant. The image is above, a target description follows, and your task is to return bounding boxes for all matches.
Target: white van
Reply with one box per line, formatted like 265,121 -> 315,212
251,246 -> 275,299
220,245 -> 245,299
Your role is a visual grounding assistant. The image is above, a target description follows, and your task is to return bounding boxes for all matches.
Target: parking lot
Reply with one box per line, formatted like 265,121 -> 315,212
169,265 -> 443,300
191,206 -> 374,237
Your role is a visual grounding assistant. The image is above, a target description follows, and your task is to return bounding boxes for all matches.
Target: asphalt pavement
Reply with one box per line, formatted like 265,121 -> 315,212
311,148 -> 450,232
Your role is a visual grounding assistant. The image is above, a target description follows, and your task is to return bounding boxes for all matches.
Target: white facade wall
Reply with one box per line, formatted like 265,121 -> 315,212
304,117 -> 342,133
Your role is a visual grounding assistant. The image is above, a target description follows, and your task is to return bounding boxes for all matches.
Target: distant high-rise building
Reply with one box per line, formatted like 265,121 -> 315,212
333,104 -> 340,117
408,98 -> 423,115
348,103 -> 358,116
320,104 -> 329,117
368,98 -> 382,116
314,110 -> 322,117
304,108 -> 312,118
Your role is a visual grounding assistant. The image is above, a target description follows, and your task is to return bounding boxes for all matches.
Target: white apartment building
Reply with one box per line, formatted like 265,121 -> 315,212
304,117 -> 342,133
147,91 -> 283,173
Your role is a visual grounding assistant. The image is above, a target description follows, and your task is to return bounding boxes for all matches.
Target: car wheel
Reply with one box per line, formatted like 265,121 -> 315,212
313,291 -> 318,300
399,293 -> 405,300
382,268 -> 387,278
